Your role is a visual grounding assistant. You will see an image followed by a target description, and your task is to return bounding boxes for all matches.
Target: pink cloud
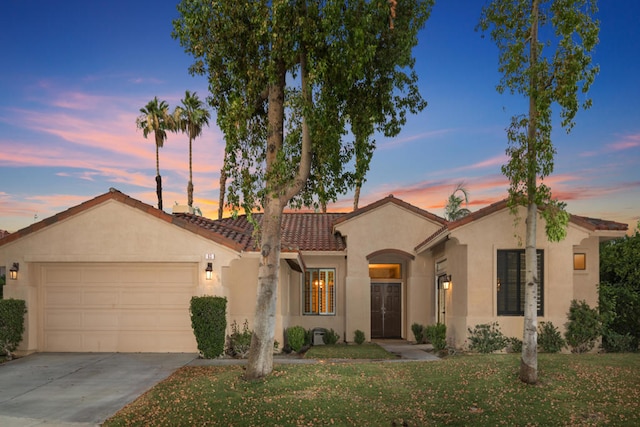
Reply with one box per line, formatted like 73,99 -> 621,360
0,84 -> 226,197
580,132 -> 640,157
449,154 -> 508,173
337,173 -> 509,214
607,138 -> 640,152
378,129 -> 453,150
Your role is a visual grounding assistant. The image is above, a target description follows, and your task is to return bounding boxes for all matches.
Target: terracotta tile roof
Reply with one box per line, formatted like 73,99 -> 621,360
415,199 -> 628,251
569,215 -> 628,232
333,194 -> 446,226
0,230 -> 9,239
174,212 -> 347,252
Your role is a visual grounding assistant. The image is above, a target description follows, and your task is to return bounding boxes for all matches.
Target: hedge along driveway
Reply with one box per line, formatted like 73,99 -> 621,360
0,298 -> 26,358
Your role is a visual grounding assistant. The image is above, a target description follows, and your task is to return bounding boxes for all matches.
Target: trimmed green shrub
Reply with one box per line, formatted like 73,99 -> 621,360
226,319 -> 252,358
425,323 -> 447,352
323,328 -> 340,345
467,322 -> 507,353
602,331 -> 636,353
506,337 -> 523,353
354,329 -> 365,345
0,298 -> 27,359
411,323 -> 424,344
565,299 -> 601,353
190,296 -> 227,359
538,321 -> 565,353
286,326 -> 306,352
0,274 -> 5,299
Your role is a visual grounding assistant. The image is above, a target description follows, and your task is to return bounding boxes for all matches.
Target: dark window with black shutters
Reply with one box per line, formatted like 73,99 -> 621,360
497,250 -> 543,316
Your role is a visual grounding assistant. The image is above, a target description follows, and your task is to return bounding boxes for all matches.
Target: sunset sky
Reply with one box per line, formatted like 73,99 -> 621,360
1,1 -> 639,234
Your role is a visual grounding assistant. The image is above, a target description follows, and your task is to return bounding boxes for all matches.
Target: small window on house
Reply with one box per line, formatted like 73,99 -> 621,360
574,253 -> 586,270
303,268 -> 335,315
497,250 -> 544,316
369,263 -> 401,279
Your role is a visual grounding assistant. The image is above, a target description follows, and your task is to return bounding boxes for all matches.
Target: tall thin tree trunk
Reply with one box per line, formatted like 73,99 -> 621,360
218,172 -> 227,220
520,202 -> 538,383
155,143 -> 163,210
156,175 -> 163,211
188,137 -> 194,207
520,0 -> 539,385
218,149 -> 229,219
353,183 -> 361,211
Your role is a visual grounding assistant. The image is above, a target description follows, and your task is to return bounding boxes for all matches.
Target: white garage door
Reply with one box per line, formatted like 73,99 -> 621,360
41,263 -> 198,352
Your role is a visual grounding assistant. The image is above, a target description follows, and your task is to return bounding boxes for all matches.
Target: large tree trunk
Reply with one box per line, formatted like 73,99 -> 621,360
244,198 -> 282,379
245,66 -> 287,379
520,0 -> 539,385
245,49 -> 312,379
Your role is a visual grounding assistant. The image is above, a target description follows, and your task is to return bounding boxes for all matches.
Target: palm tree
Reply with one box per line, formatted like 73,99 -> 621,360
178,91 -> 210,208
444,183 -> 471,221
136,97 -> 172,210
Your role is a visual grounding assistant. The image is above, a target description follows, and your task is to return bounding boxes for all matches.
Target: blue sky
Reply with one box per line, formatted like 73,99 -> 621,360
1,1 -> 639,233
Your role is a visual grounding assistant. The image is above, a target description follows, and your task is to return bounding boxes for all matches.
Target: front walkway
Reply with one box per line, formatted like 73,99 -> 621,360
189,340 -> 440,366
375,340 -> 440,361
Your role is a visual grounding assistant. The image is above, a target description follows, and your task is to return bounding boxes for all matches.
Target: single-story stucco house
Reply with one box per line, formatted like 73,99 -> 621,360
0,188 -> 627,354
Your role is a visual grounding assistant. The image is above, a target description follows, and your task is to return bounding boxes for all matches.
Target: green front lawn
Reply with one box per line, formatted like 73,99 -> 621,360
104,353 -> 640,426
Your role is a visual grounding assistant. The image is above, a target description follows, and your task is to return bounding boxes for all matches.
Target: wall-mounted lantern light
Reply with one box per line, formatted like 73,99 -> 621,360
442,274 -> 451,290
205,262 -> 213,280
9,262 -> 19,280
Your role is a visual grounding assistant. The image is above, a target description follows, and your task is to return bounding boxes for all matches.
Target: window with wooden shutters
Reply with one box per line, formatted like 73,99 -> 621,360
303,268 -> 335,315
497,250 -> 543,316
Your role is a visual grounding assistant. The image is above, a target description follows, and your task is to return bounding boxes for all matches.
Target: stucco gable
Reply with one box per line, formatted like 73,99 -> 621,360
0,188 -> 245,252
333,194 -> 446,231
415,199 -> 628,252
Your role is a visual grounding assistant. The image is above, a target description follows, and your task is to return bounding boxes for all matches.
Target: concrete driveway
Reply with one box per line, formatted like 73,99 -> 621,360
0,352 -> 196,426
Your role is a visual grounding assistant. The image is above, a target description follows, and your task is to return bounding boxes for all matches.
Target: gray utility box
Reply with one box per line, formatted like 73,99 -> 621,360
313,328 -> 326,345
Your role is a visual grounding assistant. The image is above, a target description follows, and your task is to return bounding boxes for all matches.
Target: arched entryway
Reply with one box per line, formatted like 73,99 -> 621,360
368,249 -> 414,339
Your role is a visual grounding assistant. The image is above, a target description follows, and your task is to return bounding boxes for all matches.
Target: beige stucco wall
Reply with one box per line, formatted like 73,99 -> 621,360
335,202 -> 443,341
283,253 -> 347,341
445,206 -> 600,348
572,235 -> 600,306
437,240 -> 468,347
220,253 -> 349,346
0,199 -> 239,353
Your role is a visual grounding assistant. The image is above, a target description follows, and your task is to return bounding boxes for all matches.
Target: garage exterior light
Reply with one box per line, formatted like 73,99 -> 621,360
9,262 -> 19,280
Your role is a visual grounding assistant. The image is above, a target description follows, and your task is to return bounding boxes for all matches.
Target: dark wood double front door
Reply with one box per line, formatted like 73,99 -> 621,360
371,283 -> 402,338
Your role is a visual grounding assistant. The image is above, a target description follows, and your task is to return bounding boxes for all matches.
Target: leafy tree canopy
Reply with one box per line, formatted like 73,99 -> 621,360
172,0 -> 432,215
479,0 -> 599,241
